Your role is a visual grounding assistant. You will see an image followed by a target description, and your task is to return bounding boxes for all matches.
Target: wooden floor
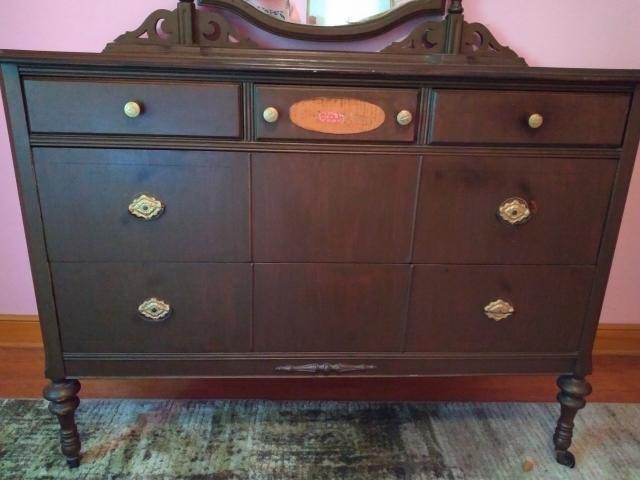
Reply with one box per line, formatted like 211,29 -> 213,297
1,346 -> 639,402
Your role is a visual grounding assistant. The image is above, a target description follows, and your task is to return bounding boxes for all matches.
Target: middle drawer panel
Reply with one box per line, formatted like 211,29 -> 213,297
252,152 -> 420,262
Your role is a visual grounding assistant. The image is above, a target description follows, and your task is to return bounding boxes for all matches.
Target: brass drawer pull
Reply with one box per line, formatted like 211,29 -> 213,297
498,197 -> 531,225
276,363 -> 377,374
484,299 -> 515,321
263,106 -> 280,123
128,193 -> 165,220
396,110 -> 413,126
528,113 -> 544,129
138,297 -> 171,321
124,101 -> 143,118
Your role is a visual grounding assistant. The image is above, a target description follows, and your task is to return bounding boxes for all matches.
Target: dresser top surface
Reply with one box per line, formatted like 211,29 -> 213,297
1,49 -> 639,85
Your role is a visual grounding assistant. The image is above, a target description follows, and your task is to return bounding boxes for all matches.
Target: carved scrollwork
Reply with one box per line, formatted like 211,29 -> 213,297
103,0 -> 525,63
195,10 -> 256,48
104,0 -> 255,54
460,22 -> 520,60
109,9 -> 179,47
382,21 -> 445,54
382,0 -> 525,65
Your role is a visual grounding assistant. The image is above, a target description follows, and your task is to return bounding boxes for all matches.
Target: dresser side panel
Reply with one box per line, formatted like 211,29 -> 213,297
0,64 -> 64,379
577,84 -> 640,375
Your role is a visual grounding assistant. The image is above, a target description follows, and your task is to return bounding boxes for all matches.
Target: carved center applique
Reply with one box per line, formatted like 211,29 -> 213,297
290,97 -> 386,135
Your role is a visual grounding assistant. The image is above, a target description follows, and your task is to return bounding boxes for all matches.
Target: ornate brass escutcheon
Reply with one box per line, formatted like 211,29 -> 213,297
138,298 -> 172,321
128,193 -> 165,220
484,299 -> 515,321
498,197 -> 531,225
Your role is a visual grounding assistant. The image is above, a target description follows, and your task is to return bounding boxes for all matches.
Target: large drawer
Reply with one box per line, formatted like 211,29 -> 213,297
429,89 -> 630,146
24,79 -> 242,137
412,155 -> 616,264
252,153 -> 419,262
53,263 -> 252,354
406,265 -> 594,353
34,149 -> 250,262
254,85 -> 419,142
253,264 -> 410,352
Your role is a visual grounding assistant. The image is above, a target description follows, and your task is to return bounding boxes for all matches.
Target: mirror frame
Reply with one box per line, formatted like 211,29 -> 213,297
198,0 -> 446,41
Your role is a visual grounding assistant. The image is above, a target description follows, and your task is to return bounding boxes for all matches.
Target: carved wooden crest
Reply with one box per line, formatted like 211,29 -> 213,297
104,0 -> 256,53
104,0 -> 525,65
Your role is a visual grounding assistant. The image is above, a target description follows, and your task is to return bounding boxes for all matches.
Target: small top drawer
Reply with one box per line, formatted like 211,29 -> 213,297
24,79 -> 242,137
429,89 -> 630,146
255,85 -> 419,142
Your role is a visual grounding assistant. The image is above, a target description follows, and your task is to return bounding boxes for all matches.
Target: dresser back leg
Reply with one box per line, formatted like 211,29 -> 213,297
553,375 -> 592,468
43,379 -> 82,468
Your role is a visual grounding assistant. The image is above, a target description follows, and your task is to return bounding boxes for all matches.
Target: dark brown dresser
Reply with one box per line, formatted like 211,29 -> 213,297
2,0 -> 639,470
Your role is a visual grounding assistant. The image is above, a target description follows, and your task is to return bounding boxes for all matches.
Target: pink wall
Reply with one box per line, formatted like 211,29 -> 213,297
0,1 -> 639,323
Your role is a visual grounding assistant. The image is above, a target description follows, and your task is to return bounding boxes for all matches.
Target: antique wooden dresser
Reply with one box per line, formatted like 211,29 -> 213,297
2,0 -> 639,470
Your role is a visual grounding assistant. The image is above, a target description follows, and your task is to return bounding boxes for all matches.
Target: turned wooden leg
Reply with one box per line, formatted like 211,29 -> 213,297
553,375 -> 591,468
43,379 -> 82,468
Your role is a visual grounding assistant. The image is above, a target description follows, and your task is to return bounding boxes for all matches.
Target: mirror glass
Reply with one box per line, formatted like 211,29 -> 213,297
244,0 -> 417,26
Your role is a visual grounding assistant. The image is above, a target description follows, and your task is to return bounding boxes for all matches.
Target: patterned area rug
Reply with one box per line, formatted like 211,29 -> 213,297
0,400 -> 638,479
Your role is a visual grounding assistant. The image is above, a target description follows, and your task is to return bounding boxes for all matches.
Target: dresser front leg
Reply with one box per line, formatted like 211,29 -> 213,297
553,375 -> 591,468
43,379 -> 82,468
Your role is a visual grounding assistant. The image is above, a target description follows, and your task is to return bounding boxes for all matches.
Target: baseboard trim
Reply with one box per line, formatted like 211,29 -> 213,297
0,315 -> 42,346
1,315 -> 639,355
592,324 -> 640,355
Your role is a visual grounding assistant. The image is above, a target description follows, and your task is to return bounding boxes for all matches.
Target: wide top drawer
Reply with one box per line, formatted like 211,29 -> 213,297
254,85 -> 419,142
24,79 -> 242,137
429,89 -> 630,146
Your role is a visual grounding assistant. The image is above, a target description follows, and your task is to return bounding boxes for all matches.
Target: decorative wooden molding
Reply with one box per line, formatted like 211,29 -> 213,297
198,0 -> 445,41
276,363 -> 378,373
3,316 -> 638,356
104,0 -> 256,54
382,1 -> 525,65
103,0 -> 524,64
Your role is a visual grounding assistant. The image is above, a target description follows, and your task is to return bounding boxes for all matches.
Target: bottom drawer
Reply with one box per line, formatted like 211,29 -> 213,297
406,265 -> 594,353
52,263 -> 251,353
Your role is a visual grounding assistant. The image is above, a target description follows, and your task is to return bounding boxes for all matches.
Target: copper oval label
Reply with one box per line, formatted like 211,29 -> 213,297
289,97 -> 386,135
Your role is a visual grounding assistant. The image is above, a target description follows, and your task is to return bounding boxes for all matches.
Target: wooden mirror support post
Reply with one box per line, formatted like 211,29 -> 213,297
1,0 -> 639,471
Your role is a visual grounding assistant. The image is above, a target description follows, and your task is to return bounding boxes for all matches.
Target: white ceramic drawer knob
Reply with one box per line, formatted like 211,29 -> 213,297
124,101 -> 143,118
528,113 -> 544,129
396,110 -> 413,126
263,106 -> 280,123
